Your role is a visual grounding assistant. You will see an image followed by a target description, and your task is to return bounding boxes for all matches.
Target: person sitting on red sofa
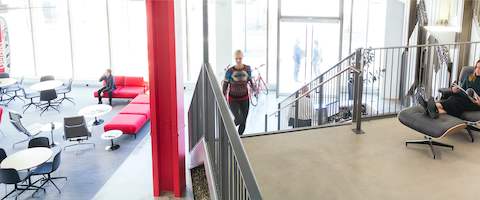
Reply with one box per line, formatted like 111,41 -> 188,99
98,69 -> 116,105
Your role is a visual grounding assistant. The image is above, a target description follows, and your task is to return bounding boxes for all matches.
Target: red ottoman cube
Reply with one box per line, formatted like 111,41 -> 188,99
104,114 -> 147,135
119,103 -> 150,119
130,94 -> 150,104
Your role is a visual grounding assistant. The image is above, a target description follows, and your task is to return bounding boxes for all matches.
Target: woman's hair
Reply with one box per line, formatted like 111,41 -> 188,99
468,59 -> 480,81
234,50 -> 243,57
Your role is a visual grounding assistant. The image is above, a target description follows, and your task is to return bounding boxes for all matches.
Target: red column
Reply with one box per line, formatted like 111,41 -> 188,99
146,0 -> 185,197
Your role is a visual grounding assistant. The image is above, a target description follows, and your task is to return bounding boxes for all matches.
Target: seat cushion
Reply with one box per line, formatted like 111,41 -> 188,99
461,111 -> 480,122
130,94 -> 149,104
124,77 -> 144,87
114,87 -> 145,98
104,114 -> 147,134
398,106 -> 466,138
119,103 -> 150,119
94,87 -> 123,98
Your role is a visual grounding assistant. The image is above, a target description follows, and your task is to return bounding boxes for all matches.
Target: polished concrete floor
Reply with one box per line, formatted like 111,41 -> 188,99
242,117 -> 480,200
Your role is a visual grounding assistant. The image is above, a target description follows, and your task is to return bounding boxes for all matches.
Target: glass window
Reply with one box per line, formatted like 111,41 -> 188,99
108,0 -> 148,79
0,7 -> 35,77
69,0 -> 110,80
30,1 -> 73,78
185,0 -> 204,83
281,0 -> 340,18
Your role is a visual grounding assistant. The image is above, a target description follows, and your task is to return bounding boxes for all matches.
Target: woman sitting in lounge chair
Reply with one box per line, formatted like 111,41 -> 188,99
417,59 -> 480,119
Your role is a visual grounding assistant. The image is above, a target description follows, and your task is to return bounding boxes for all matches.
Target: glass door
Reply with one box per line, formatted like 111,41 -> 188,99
278,22 -> 340,94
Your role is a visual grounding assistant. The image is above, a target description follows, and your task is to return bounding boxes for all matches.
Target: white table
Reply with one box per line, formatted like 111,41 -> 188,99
101,130 -> 122,151
41,122 -> 63,147
78,104 -> 112,126
0,78 -> 16,88
30,80 -> 63,91
0,147 -> 53,171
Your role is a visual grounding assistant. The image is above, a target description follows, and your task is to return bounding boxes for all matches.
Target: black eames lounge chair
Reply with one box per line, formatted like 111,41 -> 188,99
63,116 -> 95,150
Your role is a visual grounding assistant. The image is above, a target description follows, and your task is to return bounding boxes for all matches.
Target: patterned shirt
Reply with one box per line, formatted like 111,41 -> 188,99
223,65 -> 252,102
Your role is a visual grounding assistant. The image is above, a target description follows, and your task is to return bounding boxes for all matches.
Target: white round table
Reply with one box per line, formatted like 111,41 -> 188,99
41,122 -> 63,147
0,78 -> 16,88
30,80 -> 63,91
78,104 -> 112,126
101,130 -> 122,151
0,147 -> 53,171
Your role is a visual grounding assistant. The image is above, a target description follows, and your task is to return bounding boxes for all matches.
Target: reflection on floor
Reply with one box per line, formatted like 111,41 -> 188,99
243,117 -> 480,200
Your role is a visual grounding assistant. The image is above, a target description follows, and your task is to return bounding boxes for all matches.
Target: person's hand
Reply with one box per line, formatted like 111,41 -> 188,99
452,86 -> 460,93
475,96 -> 480,106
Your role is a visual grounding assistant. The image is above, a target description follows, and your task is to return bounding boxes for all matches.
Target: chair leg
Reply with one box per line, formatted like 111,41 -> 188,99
466,127 -> 475,143
1,185 -> 17,200
12,138 -> 29,149
406,137 -> 454,159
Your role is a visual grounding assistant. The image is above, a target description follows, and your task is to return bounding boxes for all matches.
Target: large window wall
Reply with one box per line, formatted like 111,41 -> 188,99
0,0 -> 148,80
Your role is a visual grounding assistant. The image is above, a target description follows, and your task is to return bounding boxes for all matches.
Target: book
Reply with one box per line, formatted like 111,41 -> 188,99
452,83 -> 480,103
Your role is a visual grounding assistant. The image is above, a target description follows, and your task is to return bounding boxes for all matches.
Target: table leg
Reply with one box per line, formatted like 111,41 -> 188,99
105,139 -> 120,151
93,117 -> 104,126
50,130 -> 57,147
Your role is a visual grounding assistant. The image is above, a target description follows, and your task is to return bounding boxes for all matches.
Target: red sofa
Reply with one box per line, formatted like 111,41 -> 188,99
94,76 -> 147,99
0,67 -> 5,73
103,94 -> 151,137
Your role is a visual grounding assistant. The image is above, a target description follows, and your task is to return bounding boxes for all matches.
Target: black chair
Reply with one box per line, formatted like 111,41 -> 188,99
28,137 -> 50,148
39,89 -> 60,115
0,72 -> 9,78
31,151 -> 67,194
56,79 -> 74,105
64,116 -> 94,150
21,88 -> 40,113
0,168 -> 43,199
9,111 -> 42,148
4,76 -> 24,104
40,75 -> 54,82
0,148 -> 6,163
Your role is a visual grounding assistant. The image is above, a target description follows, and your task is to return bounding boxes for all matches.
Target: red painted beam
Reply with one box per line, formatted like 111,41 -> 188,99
146,0 -> 185,197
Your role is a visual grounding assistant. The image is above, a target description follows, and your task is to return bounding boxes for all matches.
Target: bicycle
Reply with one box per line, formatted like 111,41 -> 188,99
249,64 -> 268,106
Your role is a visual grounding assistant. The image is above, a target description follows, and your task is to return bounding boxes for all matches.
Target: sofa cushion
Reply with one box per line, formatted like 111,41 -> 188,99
104,114 -> 147,134
114,76 -> 125,87
119,103 -> 150,119
124,77 -> 144,87
115,87 -> 145,98
93,86 -> 124,97
130,94 -> 150,104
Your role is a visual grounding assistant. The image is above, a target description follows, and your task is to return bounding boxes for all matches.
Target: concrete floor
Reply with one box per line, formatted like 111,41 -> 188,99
242,117 -> 480,200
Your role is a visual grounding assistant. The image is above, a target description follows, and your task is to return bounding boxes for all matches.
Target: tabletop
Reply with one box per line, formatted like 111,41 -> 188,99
78,104 -> 112,118
40,121 -> 63,132
30,80 -> 63,91
0,78 -> 17,88
1,147 -> 53,171
101,130 -> 123,140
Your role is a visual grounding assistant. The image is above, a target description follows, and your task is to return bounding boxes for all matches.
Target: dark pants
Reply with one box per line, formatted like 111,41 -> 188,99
440,93 -> 480,117
98,87 -> 113,104
229,100 -> 249,135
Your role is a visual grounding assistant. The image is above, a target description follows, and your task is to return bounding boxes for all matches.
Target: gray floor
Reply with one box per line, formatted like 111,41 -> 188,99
0,84 -> 150,200
242,118 -> 480,200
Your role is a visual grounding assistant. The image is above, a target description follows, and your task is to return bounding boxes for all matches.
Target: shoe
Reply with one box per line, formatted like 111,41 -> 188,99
98,101 -> 103,104
415,91 -> 427,112
426,98 -> 439,119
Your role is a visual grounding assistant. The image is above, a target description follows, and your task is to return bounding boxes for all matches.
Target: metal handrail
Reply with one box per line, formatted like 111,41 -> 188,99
367,41 -> 480,50
278,52 -> 356,104
203,63 -> 262,199
268,65 -> 359,117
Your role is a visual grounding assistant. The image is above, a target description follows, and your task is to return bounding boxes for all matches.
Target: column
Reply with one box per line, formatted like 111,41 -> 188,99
146,0 -> 185,197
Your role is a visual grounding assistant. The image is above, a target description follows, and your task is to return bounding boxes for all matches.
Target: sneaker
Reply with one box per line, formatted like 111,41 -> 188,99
415,92 -> 427,111
98,101 -> 103,104
426,98 -> 439,119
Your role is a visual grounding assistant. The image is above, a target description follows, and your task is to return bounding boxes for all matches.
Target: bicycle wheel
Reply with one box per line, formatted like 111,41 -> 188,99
250,94 -> 258,106
259,78 -> 268,95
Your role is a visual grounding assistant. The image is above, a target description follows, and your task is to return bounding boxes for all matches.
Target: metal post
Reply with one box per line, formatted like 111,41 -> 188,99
352,48 -> 364,134
264,114 -> 268,132
294,91 -> 299,128
277,103 -> 281,130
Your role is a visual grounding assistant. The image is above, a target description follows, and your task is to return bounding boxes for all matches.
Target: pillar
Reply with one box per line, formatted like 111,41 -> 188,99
146,0 -> 185,197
